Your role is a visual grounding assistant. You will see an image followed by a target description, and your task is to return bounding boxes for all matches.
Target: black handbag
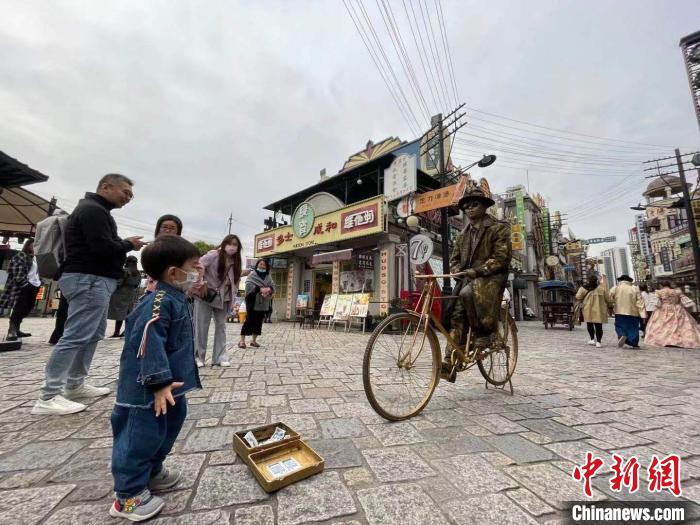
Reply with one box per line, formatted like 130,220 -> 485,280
203,288 -> 219,303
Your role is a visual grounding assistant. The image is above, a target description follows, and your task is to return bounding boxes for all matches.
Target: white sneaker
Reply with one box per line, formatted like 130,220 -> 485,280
595,342 -> 602,348
196,358 -> 205,368
218,361 -> 231,367
587,340 -> 595,346
64,383 -> 111,399
32,395 -> 87,415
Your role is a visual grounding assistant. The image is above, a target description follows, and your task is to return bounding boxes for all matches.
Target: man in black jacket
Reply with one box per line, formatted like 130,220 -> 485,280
33,174 -> 146,415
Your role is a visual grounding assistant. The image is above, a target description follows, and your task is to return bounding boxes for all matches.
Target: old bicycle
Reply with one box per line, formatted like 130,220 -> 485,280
362,271 -> 518,421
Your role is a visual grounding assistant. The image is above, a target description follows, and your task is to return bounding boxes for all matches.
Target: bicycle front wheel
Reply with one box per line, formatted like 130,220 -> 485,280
478,313 -> 518,386
363,312 -> 441,421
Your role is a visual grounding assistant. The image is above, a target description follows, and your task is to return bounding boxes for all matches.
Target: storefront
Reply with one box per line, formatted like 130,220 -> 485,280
252,137 -> 446,321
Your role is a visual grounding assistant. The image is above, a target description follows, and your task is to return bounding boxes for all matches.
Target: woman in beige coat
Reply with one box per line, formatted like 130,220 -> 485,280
575,275 -> 614,348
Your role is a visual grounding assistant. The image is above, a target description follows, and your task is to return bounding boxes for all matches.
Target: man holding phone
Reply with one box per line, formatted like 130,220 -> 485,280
33,174 -> 146,415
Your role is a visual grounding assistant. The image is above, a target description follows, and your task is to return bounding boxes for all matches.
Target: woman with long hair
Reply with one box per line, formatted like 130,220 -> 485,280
575,274 -> 613,348
239,258 -> 274,348
644,280 -> 700,348
194,234 -> 242,366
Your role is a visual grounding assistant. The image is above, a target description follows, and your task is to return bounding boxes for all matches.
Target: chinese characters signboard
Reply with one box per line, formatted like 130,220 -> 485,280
412,175 -> 470,214
255,196 -> 385,257
542,208 -> 551,256
384,154 -> 417,202
584,236 -> 617,245
379,247 -> 389,315
292,203 -> 315,238
511,223 -> 524,251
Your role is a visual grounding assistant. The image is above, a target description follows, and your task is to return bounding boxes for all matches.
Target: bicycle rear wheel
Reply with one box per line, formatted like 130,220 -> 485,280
363,312 -> 441,421
478,313 -> 518,386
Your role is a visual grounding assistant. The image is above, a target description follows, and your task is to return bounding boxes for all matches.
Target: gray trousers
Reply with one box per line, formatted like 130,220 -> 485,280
42,273 -> 117,400
194,300 -> 228,364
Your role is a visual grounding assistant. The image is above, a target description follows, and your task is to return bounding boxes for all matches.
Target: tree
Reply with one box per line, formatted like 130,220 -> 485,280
193,240 -> 217,256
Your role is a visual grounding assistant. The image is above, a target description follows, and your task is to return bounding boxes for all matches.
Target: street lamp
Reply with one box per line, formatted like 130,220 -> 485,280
461,154 -> 497,172
630,200 -> 686,211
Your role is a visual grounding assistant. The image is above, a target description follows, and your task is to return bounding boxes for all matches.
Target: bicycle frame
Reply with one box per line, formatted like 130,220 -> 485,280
409,274 -> 483,371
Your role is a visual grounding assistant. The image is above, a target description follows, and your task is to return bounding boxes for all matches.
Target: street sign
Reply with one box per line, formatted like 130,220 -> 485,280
409,234 -> 433,265
384,154 -> 417,202
583,236 -> 616,245
414,185 -> 457,213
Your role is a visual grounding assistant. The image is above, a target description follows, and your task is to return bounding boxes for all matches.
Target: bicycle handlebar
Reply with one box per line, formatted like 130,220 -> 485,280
415,271 -> 467,279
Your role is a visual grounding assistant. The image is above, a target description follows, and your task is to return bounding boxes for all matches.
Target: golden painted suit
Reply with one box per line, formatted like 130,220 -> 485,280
448,215 -> 512,345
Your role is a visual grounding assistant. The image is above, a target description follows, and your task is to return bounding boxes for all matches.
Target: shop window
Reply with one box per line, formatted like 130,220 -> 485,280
271,271 -> 287,299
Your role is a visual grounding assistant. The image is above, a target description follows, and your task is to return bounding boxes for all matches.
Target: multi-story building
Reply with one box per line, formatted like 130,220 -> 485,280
600,247 -> 631,287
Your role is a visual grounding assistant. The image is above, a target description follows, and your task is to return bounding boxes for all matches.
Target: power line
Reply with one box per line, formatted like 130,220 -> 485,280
417,0 -> 451,110
434,0 -> 460,106
375,0 -> 431,121
342,0 -> 421,136
401,0 -> 440,112
355,0 -> 424,132
464,106 -> 684,150
455,132 -> 644,165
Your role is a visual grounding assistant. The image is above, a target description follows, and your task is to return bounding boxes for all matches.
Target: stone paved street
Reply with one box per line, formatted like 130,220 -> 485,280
1,317 -> 699,524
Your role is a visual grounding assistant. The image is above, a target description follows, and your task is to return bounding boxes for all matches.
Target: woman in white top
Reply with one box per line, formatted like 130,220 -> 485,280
639,282 -> 658,337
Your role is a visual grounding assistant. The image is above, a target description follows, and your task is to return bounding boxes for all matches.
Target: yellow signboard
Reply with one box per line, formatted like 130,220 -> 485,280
511,223 -> 524,251
254,196 -> 385,257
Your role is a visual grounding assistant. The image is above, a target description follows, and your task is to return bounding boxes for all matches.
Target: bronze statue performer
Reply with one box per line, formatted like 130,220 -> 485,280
442,184 -> 512,380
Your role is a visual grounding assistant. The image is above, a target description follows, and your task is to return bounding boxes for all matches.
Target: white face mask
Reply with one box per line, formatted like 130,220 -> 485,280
173,268 -> 199,291
224,245 -> 238,256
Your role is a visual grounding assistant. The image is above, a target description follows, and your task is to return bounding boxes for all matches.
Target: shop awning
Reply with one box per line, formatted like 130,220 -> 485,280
0,151 -> 49,188
0,186 -> 55,238
311,249 -> 353,264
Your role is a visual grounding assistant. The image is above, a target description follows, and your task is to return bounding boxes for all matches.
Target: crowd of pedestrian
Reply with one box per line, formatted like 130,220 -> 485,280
0,173 -> 280,521
575,274 -> 700,349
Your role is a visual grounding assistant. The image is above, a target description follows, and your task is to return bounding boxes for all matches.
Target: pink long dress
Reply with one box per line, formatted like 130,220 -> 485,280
644,288 -> 700,349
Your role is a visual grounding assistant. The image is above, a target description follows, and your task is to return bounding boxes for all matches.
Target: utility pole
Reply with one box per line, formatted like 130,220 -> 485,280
437,113 -> 452,296
228,213 -> 233,235
675,148 -> 700,291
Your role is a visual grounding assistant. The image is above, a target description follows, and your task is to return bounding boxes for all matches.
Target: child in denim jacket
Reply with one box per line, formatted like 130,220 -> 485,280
110,235 -> 202,521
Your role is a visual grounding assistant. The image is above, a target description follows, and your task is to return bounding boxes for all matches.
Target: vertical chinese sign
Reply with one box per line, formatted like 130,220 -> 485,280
379,248 -> 389,316
286,263 -> 295,320
332,261 -> 340,294
515,189 -> 526,252
542,208 -> 551,256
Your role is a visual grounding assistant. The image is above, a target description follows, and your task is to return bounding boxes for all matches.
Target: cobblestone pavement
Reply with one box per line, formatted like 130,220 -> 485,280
0,317 -> 699,524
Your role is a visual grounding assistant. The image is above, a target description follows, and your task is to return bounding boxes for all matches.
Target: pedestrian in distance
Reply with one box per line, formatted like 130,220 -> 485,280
644,280 -> 700,348
639,282 -> 658,338
575,274 -> 613,348
145,215 -> 184,294
32,174 -> 146,416
240,258 -> 275,349
609,275 -> 644,349
109,234 -> 202,522
48,292 -> 69,345
1,239 -> 41,341
108,256 -> 142,337
194,234 -> 243,366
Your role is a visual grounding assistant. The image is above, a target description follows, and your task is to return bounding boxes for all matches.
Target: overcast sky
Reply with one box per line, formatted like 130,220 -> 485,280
2,0 -> 699,258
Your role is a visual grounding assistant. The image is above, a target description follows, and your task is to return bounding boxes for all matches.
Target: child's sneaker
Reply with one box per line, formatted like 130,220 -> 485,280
149,467 -> 181,492
109,489 -> 164,522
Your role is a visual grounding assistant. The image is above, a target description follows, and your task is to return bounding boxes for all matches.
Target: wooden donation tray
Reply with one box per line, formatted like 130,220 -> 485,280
232,422 -> 324,492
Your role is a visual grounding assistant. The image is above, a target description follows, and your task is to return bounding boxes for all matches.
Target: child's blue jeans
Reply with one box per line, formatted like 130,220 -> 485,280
111,397 -> 188,499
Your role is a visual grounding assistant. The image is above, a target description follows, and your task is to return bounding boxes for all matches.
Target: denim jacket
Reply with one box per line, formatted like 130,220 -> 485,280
115,281 -> 201,408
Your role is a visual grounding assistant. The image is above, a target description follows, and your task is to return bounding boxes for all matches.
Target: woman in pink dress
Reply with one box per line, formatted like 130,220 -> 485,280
644,281 -> 700,348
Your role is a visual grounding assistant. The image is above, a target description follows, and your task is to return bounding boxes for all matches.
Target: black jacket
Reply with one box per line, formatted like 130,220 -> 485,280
62,193 -> 133,279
